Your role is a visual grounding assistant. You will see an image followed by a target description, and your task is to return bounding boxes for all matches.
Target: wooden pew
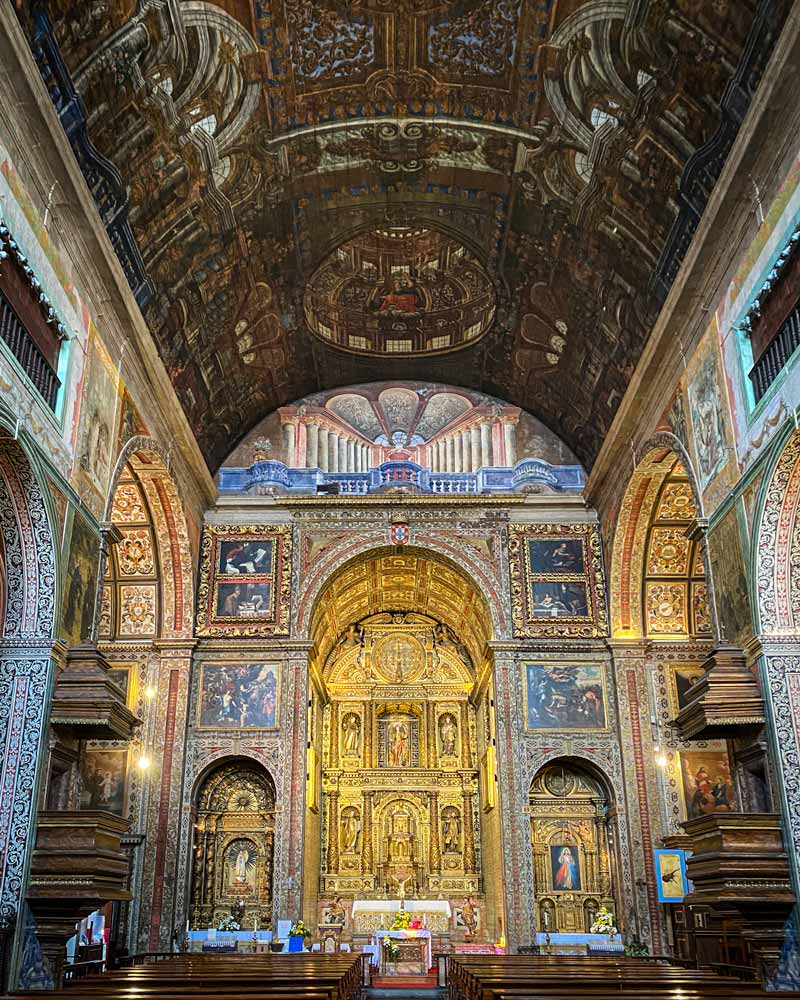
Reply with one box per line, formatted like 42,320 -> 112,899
54,953 -> 362,1000
446,954 -> 800,1000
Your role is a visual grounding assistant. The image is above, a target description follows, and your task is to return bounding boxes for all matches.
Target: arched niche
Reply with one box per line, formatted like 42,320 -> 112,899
529,759 -> 620,936
189,758 -> 276,931
609,437 -> 716,642
303,545 -> 494,938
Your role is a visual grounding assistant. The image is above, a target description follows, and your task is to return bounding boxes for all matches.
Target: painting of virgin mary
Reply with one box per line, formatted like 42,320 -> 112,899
550,844 -> 581,891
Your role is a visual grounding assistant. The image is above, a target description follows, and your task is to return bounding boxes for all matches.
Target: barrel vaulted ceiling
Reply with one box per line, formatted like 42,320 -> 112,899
22,1 -> 788,471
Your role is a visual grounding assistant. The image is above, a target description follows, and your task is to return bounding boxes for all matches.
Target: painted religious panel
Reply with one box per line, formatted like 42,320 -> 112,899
688,352 -> 728,491
198,663 -> 280,729
679,750 -> 735,820
196,524 -> 291,636
378,714 -> 419,768
654,849 -> 690,902
523,663 -> 606,731
508,524 -> 607,638
550,844 -> 581,891
61,510 -> 100,647
107,665 -> 135,706
74,325 -> 120,513
79,749 -> 127,815
667,664 -> 705,717
225,839 -> 258,896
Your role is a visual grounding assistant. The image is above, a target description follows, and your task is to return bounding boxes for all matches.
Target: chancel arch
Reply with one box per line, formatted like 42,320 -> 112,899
189,758 -> 276,932
529,759 -> 620,936
303,547 -> 497,940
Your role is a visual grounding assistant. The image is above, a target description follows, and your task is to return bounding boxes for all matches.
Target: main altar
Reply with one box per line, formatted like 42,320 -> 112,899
313,613 -> 486,935
352,899 -> 452,935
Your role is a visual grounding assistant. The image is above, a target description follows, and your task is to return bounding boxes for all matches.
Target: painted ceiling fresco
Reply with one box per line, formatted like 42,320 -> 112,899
22,0 -> 788,470
223,380 -> 580,472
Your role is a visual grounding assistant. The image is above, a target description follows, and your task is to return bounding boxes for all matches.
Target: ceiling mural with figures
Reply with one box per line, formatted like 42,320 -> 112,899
21,0 -> 789,470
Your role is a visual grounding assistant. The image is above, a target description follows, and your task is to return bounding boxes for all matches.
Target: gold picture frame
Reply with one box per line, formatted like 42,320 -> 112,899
196,524 -> 292,636
665,662 -> 706,719
522,662 -> 608,732
508,524 -> 608,638
196,662 -> 281,730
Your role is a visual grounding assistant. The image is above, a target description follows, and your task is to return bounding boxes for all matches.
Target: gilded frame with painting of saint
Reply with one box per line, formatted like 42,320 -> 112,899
508,524 -> 607,638
196,524 -> 292,636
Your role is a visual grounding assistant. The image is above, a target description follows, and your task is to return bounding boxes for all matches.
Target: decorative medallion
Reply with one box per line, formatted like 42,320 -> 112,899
372,632 -> 426,683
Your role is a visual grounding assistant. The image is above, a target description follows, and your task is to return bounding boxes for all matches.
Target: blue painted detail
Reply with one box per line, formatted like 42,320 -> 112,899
218,459 -> 585,497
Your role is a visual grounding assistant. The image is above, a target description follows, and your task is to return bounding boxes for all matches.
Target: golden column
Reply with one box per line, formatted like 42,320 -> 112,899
462,788 -> 476,872
429,792 -> 442,874
330,701 -> 340,768
364,703 -> 373,767
460,701 -> 471,768
327,790 -> 340,873
427,703 -> 437,768
362,792 -> 374,874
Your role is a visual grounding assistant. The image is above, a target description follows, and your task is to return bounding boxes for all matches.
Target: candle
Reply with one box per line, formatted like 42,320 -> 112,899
254,915 -> 259,932
186,919 -> 189,933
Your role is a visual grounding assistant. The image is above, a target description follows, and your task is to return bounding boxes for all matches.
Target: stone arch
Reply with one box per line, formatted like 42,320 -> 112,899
527,756 -> 624,936
0,428 -> 58,928
101,436 -> 194,640
298,537 -> 506,642
609,433 -> 719,641
189,757 -> 277,931
750,424 -> 800,916
753,425 -> 800,636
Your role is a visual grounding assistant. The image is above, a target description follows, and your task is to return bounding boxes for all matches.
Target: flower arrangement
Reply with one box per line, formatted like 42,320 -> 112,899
289,919 -> 312,939
590,908 -> 618,937
383,937 -> 400,962
390,908 -> 411,930
217,915 -> 241,932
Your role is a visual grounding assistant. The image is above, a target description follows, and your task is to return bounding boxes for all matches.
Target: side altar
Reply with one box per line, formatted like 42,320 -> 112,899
351,899 -> 452,935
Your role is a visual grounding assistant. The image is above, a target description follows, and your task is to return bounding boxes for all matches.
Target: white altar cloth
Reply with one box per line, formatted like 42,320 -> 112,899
352,900 -> 452,935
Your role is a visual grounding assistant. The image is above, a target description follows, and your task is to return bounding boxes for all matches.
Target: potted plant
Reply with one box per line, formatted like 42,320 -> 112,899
288,919 -> 311,952
382,935 -> 400,971
217,915 -> 241,933
590,907 -> 618,947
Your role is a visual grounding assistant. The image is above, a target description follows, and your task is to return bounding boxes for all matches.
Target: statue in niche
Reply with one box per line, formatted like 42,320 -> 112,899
442,808 -> 461,853
342,713 -> 361,755
439,714 -> 458,757
339,623 -> 362,647
388,721 -> 410,767
340,808 -> 360,852
228,843 -> 254,889
460,897 -> 478,936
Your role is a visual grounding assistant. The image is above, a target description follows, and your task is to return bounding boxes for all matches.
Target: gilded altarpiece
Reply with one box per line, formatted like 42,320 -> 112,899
190,761 -> 276,929
529,763 -> 615,935
319,613 -> 481,933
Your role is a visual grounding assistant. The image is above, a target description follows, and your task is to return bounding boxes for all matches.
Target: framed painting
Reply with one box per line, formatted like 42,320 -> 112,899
196,525 -> 292,636
528,538 -> 585,575
531,582 -> 589,618
523,663 -> 607,731
79,749 -> 127,815
666,664 -> 705,718
654,849 -> 690,902
61,511 -> 100,647
218,538 -> 274,576
107,664 -> 137,707
198,663 -> 280,729
679,750 -> 735,820
215,581 -> 272,619
550,844 -> 581,891
508,525 -> 607,638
